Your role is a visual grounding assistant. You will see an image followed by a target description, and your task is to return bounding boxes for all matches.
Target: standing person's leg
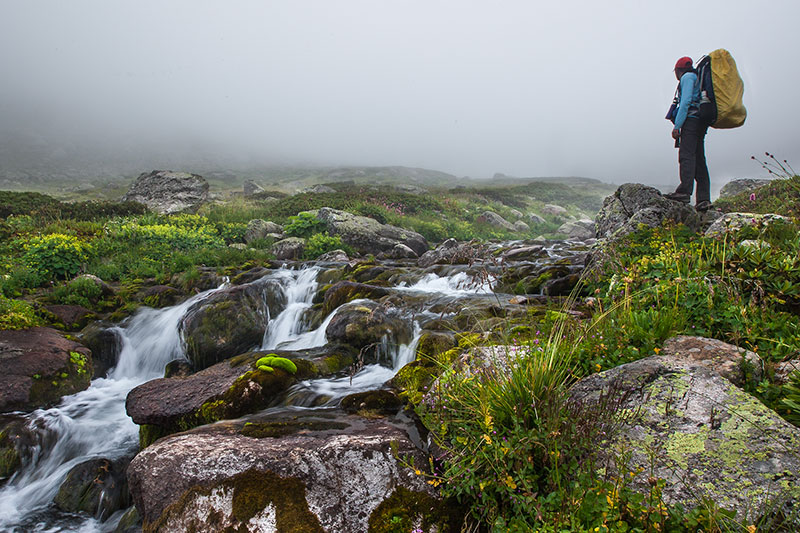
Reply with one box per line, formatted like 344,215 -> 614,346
694,123 -> 711,206
675,117 -> 700,199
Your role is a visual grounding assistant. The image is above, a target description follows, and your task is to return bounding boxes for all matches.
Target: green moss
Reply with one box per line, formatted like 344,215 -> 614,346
367,486 -> 463,533
139,424 -> 173,449
0,430 -> 21,480
145,469 -> 324,533
254,355 -> 297,375
392,362 -> 438,405
240,420 -> 349,438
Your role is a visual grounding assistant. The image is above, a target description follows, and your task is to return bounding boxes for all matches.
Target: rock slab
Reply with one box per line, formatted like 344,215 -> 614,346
122,170 -> 209,214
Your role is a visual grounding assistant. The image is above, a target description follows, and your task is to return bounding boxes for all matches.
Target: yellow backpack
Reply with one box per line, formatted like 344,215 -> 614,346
696,49 -> 747,129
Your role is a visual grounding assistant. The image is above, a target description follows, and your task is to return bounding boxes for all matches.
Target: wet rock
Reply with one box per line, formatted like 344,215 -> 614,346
595,183 -> 700,242
139,285 -> 183,308
540,272 -> 582,296
662,335 -> 762,387
271,237 -> 305,260
568,354 -> 800,520
0,327 -> 92,412
244,219 -> 283,244
126,412 -> 460,532
704,213 -> 788,237
230,267 -> 272,285
181,279 -> 286,370
719,178 -> 772,198
417,238 -> 483,268
0,417 -> 28,482
79,322 -> 121,378
385,243 -> 418,259
121,170 -> 209,214
114,506 -> 142,533
316,207 -> 428,257
340,390 -> 404,416
500,244 -> 546,262
321,281 -> 390,316
325,300 -> 413,361
44,304 -> 96,331
54,456 -> 132,519
475,211 -> 515,231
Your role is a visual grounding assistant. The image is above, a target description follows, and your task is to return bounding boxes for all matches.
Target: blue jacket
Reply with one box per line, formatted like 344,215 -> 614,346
673,71 -> 700,131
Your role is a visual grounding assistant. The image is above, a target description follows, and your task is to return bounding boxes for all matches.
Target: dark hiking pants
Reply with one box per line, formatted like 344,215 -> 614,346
676,117 -> 710,205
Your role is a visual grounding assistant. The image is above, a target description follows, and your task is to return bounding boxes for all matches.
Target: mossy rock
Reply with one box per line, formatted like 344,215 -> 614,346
340,390 -> 404,417
146,469 -> 325,533
0,425 -> 22,481
368,486 -> 464,533
415,331 -> 457,364
389,362 -> 440,405
321,281 -> 390,316
240,419 -> 349,438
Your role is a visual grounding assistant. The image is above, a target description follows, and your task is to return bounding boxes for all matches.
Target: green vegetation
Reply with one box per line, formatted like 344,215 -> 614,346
255,355 -> 298,375
0,295 -> 43,329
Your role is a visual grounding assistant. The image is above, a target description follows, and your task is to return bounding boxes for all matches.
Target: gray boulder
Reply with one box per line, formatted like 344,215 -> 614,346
242,179 -> 265,196
316,249 -> 350,262
528,213 -> 547,225
557,219 -> 595,240
271,237 -> 306,260
719,178 -> 772,198
316,207 -> 428,257
386,243 -> 418,259
417,238 -> 482,268
244,219 -> 283,243
704,212 -> 788,237
126,413 -> 458,532
569,352 -> 800,520
595,183 -> 700,242
542,204 -> 568,216
304,184 -> 337,194
476,211 -> 516,231
513,220 -> 531,232
121,170 -> 209,214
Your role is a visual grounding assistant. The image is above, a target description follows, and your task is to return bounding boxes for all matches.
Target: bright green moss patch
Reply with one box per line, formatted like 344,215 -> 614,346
254,355 -> 297,375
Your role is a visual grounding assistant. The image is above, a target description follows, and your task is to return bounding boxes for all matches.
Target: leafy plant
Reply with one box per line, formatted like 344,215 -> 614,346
22,233 -> 91,280
52,276 -> 104,308
302,233 -> 347,259
0,295 -> 43,330
283,212 -> 326,238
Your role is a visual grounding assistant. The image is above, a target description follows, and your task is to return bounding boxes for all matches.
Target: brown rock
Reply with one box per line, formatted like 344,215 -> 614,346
661,335 -> 762,387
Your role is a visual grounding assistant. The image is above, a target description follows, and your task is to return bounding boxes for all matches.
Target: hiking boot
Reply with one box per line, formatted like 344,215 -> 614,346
664,192 -> 691,203
695,200 -> 713,212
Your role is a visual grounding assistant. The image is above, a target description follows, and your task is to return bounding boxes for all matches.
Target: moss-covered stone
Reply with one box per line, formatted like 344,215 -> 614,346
146,469 -> 324,533
415,331 -> 456,364
340,390 -> 404,417
139,424 -> 174,449
240,419 -> 349,438
0,428 -> 21,480
367,486 -> 463,533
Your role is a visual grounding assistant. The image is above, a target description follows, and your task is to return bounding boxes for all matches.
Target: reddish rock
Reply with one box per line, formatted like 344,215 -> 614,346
44,305 -> 96,331
0,327 -> 92,412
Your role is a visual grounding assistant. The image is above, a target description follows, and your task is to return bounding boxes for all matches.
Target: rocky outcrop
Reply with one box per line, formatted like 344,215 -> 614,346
661,335 -> 762,387
126,411 -> 459,532
719,178 -> 772,198
569,353 -> 800,519
704,213 -> 788,237
44,305 -> 96,331
79,322 -> 120,378
181,279 -> 287,370
121,170 -> 209,214
595,183 -> 700,242
0,327 -> 92,412
316,207 -> 428,257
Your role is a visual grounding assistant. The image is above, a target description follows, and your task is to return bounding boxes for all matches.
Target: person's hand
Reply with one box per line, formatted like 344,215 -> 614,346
671,129 -> 680,140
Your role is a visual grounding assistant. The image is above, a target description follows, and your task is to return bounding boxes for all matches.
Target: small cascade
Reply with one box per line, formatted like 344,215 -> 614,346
397,271 -> 495,294
261,267 -> 323,350
0,284 -> 227,532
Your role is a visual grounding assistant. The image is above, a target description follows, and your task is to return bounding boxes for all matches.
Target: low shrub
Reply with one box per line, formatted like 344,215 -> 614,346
0,296 -> 43,330
284,212 -> 326,238
302,233 -> 347,259
52,276 -> 104,308
22,234 -> 91,280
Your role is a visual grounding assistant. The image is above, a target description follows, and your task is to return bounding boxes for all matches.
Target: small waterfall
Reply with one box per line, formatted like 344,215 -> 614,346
261,267 -> 325,351
0,283 -> 226,532
397,271 -> 495,294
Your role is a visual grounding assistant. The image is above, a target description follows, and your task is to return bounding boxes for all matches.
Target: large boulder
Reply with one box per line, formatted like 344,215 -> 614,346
242,179 -> 265,196
569,353 -> 800,519
127,412 -> 460,532
557,219 -> 595,240
0,327 -> 92,412
595,183 -> 700,242
121,170 -> 209,214
270,237 -> 306,260
181,279 -> 287,370
79,322 -> 121,378
718,178 -> 772,198
316,207 -> 428,257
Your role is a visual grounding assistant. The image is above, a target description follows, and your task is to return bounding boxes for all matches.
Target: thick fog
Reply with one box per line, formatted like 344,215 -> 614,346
1,1 -> 799,184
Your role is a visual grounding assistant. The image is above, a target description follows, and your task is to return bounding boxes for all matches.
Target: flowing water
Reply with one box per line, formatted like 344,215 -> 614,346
0,266 -> 497,531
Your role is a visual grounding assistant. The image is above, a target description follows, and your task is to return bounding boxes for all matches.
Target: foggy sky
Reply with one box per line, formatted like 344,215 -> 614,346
2,1 -> 799,184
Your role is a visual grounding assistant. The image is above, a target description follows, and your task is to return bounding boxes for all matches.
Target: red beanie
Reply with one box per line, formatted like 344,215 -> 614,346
674,56 -> 693,71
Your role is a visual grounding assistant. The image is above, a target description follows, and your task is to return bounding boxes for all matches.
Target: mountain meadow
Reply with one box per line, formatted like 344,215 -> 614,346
1,168 -> 799,532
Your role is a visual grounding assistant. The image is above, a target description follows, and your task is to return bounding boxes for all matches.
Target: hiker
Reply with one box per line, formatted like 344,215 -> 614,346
665,56 -> 712,211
